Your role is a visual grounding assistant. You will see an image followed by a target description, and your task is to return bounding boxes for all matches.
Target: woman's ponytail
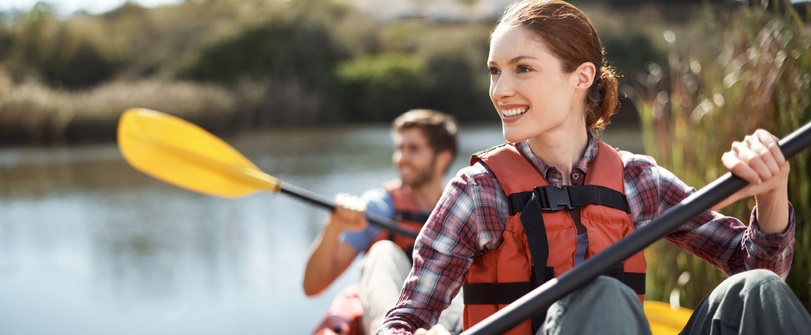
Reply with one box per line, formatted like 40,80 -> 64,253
586,66 -> 619,132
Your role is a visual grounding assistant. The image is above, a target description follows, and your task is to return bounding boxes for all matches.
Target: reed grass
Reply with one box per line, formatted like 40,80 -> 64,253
0,78 -> 241,144
632,3 -> 811,309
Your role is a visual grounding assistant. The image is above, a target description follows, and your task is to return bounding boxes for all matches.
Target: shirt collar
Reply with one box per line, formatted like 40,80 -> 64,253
514,132 -> 596,185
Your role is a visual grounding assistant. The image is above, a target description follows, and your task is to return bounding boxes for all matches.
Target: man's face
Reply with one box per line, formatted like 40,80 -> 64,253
392,128 -> 437,188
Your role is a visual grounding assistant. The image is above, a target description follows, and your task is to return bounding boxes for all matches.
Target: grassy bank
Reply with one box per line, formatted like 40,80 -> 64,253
0,78 -> 249,145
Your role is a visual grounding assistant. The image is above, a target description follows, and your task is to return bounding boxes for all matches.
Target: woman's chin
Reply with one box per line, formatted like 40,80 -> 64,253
502,128 -> 528,144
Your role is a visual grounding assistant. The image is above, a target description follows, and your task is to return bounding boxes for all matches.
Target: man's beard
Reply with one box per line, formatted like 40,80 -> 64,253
403,155 -> 437,189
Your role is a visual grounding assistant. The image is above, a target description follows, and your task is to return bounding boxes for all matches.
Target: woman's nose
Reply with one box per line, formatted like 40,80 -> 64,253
491,75 -> 515,100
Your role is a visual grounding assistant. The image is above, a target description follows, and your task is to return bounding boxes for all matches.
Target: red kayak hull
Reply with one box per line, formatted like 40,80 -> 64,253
312,284 -> 365,335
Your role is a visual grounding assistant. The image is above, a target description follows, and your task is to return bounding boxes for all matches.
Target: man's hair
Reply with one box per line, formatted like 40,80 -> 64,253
392,109 -> 458,161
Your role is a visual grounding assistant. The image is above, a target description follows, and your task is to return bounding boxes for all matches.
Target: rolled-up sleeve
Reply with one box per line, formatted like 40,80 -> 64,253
743,204 -> 795,278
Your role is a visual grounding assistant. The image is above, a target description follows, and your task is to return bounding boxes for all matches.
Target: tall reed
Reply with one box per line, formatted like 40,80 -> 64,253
633,3 -> 811,309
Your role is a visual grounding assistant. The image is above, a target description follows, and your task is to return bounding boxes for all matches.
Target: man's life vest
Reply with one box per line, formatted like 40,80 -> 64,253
462,141 -> 646,335
367,180 -> 429,258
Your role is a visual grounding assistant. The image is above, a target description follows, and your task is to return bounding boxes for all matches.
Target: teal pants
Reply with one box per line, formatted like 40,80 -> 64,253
539,269 -> 811,335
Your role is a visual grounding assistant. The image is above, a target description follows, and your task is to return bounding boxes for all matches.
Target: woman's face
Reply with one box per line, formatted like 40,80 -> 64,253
487,25 -> 588,143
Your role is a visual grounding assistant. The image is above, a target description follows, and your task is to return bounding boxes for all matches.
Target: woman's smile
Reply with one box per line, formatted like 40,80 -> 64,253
500,106 -> 529,119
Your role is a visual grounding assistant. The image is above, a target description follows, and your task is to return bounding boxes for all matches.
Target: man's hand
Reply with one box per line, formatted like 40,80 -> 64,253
330,192 -> 369,232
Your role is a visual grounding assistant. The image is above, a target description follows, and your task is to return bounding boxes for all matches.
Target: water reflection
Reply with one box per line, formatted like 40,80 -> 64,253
0,124 -> 641,334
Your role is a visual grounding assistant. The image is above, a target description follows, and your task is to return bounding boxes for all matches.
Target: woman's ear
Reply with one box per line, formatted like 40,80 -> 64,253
573,62 -> 596,91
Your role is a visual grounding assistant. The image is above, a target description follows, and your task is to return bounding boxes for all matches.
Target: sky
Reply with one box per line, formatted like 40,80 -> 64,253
0,0 -> 183,16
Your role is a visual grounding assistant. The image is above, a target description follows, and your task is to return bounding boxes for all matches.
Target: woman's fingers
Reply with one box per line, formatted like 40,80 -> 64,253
722,146 -> 759,185
714,129 -> 790,210
749,130 -> 783,178
723,129 -> 786,185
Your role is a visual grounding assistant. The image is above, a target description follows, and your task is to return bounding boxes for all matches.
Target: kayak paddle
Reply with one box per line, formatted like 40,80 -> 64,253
463,121 -> 811,335
117,108 -> 418,239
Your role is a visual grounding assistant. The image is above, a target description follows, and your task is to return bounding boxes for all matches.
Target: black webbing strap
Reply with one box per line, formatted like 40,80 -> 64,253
604,266 -> 646,295
463,281 -> 534,305
463,267 -> 554,305
518,188 -> 551,332
506,185 -> 630,216
463,265 -> 646,304
519,189 -> 551,287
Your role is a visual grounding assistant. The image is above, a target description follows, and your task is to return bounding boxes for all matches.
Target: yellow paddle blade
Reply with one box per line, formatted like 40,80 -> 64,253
117,108 -> 281,198
644,301 -> 693,335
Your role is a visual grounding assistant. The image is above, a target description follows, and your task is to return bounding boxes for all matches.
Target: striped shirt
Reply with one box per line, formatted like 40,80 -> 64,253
377,136 -> 795,335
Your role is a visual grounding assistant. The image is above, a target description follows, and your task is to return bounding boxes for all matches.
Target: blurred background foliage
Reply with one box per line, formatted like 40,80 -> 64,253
1,0 -> 810,311
0,0 -> 684,144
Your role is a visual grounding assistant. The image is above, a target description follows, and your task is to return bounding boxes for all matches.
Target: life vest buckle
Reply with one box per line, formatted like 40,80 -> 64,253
535,186 -> 573,211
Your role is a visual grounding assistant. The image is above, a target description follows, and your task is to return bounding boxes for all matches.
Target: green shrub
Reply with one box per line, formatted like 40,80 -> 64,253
412,23 -> 492,120
3,6 -> 117,89
335,53 -> 425,122
419,49 -> 491,121
175,17 -> 348,88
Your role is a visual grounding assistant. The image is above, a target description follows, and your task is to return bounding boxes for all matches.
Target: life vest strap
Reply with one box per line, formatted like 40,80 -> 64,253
463,267 -> 554,305
463,266 -> 646,305
506,185 -> 630,216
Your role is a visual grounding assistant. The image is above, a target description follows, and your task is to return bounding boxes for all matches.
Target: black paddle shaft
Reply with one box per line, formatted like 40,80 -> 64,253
463,121 -> 811,335
280,182 -> 419,239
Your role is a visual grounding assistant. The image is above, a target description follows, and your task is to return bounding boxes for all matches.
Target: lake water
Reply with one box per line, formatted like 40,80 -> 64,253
0,123 -> 642,335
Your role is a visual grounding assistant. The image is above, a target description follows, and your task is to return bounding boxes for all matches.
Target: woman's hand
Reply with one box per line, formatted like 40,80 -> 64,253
715,129 -> 790,233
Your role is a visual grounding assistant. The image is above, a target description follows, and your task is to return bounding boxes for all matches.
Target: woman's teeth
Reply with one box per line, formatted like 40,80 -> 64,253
502,107 -> 528,117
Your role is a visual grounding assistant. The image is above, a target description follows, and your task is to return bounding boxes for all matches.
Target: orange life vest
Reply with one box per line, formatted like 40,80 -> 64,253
367,180 -> 428,256
462,141 -> 646,335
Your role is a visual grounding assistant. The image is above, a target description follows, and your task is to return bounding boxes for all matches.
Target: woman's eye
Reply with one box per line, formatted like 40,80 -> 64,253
517,65 -> 532,73
488,67 -> 500,75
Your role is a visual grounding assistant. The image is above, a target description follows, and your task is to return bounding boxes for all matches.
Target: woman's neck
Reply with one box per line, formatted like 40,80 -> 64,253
526,126 -> 589,180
